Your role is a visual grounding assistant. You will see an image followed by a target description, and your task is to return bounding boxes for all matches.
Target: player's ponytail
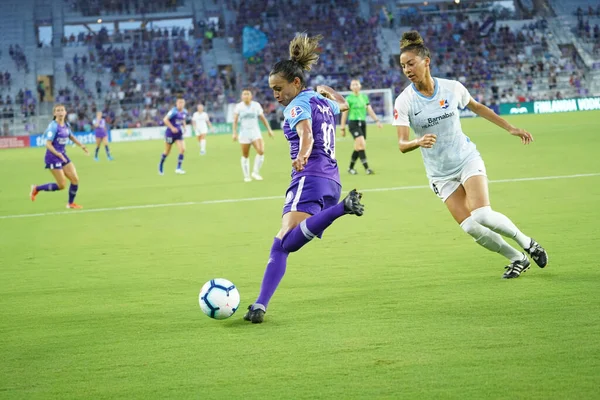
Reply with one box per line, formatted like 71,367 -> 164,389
289,33 -> 322,72
400,31 -> 431,59
270,33 -> 323,87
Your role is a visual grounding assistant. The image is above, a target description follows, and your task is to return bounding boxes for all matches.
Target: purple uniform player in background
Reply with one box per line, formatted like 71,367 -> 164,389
159,97 -> 188,175
93,111 -> 113,161
30,103 -> 89,209
243,33 -> 365,324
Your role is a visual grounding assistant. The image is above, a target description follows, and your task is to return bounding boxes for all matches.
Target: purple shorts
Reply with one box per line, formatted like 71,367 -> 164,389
95,129 -> 107,139
282,175 -> 341,216
165,130 -> 183,144
45,153 -> 71,170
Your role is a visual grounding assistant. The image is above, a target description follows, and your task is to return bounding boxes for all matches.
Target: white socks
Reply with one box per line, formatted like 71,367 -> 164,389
241,156 -> 250,179
461,216 -> 523,262
253,154 -> 264,174
200,139 -> 206,152
471,206 -> 531,249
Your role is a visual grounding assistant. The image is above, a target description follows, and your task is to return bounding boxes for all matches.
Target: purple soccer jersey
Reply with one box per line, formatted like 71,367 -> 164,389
282,89 -> 340,185
93,118 -> 107,138
43,121 -> 72,169
164,107 -> 188,141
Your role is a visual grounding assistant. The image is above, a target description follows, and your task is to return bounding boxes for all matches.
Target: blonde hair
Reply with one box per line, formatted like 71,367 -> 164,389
289,33 -> 323,72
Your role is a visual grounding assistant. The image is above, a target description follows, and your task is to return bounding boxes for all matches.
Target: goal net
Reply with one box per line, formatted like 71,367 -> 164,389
339,88 -> 394,124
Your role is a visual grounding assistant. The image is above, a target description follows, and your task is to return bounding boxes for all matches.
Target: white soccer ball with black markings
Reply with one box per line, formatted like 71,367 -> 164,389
199,278 -> 240,319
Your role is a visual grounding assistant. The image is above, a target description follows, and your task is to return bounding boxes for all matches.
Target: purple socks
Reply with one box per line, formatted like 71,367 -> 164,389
68,184 -> 78,204
36,183 -> 59,192
254,202 -> 347,309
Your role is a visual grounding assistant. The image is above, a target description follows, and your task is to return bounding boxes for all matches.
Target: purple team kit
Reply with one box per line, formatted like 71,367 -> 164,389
165,107 -> 188,143
44,121 -> 71,169
282,89 -> 341,216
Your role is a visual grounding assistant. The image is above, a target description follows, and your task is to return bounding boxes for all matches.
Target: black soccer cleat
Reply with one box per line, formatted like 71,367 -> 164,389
365,169 -> 374,175
343,189 -> 364,216
525,239 -> 548,268
502,255 -> 531,279
243,304 -> 265,324
348,168 -> 358,175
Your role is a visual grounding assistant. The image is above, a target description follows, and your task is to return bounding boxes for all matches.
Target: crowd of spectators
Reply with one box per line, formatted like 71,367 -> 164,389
574,6 -> 600,56
64,0 -> 183,17
55,33 -> 237,129
2,1 -> 597,133
230,0 -> 391,110
9,45 -> 29,73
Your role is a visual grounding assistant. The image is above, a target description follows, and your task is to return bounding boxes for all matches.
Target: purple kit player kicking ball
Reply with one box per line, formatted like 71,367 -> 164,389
93,111 -> 112,161
159,96 -> 188,175
30,103 -> 89,209
243,33 -> 365,324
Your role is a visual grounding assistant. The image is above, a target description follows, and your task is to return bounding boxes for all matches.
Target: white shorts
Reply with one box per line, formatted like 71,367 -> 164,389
238,130 -> 262,144
429,157 -> 487,202
196,127 -> 208,135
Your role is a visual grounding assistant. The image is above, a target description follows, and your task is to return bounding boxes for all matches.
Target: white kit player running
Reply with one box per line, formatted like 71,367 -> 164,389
192,104 -> 213,155
232,89 -> 274,182
393,31 -> 548,279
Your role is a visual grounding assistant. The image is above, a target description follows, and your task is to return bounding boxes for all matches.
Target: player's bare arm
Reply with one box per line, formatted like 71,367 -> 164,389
367,105 -> 383,128
259,114 -> 274,137
467,98 -> 533,144
316,85 -> 349,112
293,119 -> 314,171
232,114 -> 239,141
397,126 -> 436,153
68,134 -> 89,154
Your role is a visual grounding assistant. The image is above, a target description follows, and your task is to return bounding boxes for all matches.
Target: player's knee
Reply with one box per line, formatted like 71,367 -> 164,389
70,177 -> 79,185
56,181 -> 67,190
471,206 -> 492,225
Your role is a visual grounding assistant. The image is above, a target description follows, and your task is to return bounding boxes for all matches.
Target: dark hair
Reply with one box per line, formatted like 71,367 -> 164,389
269,33 -> 323,87
400,31 -> 431,59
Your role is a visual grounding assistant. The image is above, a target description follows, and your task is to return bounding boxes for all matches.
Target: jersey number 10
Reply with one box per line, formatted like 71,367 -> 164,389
321,122 -> 336,160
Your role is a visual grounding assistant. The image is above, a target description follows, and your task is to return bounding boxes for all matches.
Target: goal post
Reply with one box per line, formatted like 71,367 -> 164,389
339,88 -> 394,124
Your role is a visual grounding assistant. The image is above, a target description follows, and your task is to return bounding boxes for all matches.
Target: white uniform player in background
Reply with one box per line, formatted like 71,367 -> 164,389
192,104 -> 213,155
232,89 -> 274,182
393,30 -> 548,279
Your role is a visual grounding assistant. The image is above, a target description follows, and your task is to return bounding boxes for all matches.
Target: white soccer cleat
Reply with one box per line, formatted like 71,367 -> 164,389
175,169 -> 186,174
200,150 -> 206,155
244,177 -> 252,182
251,172 -> 263,181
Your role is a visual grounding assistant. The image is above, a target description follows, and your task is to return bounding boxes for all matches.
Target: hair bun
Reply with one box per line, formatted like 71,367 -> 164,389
400,31 -> 424,49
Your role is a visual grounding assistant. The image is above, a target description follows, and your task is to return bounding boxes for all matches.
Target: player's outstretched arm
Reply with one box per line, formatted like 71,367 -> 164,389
467,98 -> 533,144
316,85 -> 349,112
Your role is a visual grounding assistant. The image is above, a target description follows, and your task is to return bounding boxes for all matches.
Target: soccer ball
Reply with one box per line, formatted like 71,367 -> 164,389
199,278 -> 240,319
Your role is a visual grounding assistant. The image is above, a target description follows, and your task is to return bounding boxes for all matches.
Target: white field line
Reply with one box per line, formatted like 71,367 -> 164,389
1,172 -> 598,220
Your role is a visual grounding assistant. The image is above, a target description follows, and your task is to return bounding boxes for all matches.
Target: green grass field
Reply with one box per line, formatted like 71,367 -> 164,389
1,111 -> 599,399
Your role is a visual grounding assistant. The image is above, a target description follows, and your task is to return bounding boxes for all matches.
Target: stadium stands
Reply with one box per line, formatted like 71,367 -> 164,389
0,0 -> 598,136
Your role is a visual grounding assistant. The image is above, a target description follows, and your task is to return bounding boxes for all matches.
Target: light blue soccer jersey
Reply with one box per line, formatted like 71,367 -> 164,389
393,78 -> 480,179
